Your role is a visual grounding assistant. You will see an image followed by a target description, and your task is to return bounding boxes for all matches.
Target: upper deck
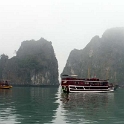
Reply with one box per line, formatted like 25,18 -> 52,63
61,74 -> 109,86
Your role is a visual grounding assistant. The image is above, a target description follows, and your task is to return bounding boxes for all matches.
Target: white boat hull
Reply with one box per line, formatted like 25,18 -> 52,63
69,85 -> 114,93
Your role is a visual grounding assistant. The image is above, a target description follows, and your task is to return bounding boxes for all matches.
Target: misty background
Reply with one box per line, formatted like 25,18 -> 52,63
0,0 -> 124,76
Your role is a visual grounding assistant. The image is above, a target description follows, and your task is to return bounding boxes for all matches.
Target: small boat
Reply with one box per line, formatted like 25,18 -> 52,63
0,80 -> 12,89
61,75 -> 114,93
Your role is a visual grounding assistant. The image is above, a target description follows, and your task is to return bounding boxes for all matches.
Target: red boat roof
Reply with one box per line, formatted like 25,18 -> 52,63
61,74 -> 108,81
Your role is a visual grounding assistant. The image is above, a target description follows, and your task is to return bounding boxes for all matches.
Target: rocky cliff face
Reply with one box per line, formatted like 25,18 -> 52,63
62,27 -> 124,85
0,38 -> 59,85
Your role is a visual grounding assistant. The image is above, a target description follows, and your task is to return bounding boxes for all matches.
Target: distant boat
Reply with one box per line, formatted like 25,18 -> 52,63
61,75 -> 114,93
0,80 -> 12,89
114,84 -> 119,90
113,72 -> 119,90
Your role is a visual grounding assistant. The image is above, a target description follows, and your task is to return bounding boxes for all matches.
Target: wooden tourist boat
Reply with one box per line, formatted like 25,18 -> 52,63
0,80 -> 12,89
61,75 -> 114,93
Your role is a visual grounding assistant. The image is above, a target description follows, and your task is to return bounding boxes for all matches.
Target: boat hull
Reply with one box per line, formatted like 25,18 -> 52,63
69,85 -> 114,93
0,85 -> 12,89
61,85 -> 114,93
69,89 -> 114,93
68,85 -> 114,93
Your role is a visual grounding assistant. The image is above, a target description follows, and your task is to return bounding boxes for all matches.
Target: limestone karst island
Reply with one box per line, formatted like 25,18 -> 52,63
0,27 -> 124,87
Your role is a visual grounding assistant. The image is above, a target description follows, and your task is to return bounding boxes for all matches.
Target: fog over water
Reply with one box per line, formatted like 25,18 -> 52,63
0,0 -> 124,75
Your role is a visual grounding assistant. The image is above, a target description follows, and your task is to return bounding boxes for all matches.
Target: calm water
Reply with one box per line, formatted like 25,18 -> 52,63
0,87 -> 124,124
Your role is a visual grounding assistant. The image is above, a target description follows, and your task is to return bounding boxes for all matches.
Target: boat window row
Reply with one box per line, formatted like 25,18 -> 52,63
73,81 -> 108,86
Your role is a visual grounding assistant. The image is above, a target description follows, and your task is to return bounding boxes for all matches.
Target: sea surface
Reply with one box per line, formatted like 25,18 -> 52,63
0,86 -> 124,124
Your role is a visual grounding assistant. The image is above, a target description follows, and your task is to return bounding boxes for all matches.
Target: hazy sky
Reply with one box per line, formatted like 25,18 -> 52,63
0,0 -> 124,75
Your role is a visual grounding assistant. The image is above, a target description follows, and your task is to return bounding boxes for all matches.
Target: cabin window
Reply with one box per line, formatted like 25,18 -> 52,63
75,82 -> 79,84
63,81 -> 67,83
85,82 -> 89,85
100,82 -> 107,86
103,82 -> 108,86
94,82 -> 99,85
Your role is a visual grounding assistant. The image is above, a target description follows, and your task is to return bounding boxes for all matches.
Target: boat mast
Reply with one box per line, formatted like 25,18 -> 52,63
114,71 -> 117,85
87,68 -> 90,79
88,49 -> 93,79
106,67 -> 109,80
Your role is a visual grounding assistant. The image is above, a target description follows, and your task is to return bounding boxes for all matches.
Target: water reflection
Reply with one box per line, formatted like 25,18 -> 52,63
0,89 -> 18,124
60,92 -> 114,124
0,87 -> 59,124
1,87 -> 124,124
